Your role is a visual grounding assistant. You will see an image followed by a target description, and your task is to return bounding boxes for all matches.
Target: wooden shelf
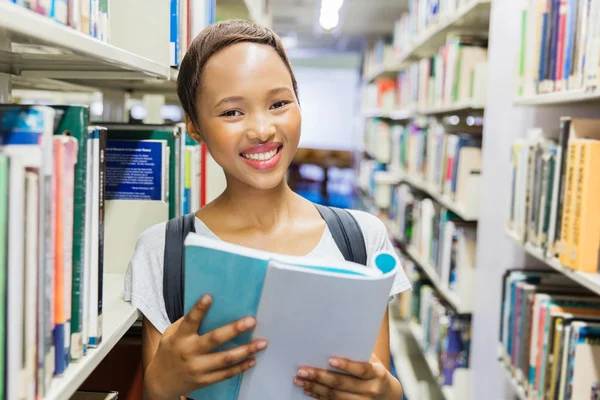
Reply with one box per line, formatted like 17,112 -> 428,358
405,246 -> 472,314
44,274 -> 139,400
390,167 -> 479,222
505,229 -> 600,296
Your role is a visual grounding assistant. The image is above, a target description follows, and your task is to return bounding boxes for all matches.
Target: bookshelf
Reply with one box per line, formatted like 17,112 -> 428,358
405,246 -> 470,314
0,2 -> 170,81
514,88 -> 600,106
498,354 -> 527,400
363,0 -> 492,83
389,167 -> 478,222
362,103 -> 485,120
44,274 -> 139,400
505,230 -> 600,297
394,0 -> 492,68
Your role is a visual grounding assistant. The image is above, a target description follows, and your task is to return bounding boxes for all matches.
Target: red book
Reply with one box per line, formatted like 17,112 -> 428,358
555,0 -> 568,91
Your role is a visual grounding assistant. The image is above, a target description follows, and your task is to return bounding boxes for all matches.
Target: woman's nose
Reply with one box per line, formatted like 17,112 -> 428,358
246,113 -> 275,141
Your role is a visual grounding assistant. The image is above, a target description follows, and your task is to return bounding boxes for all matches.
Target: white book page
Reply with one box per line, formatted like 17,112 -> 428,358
238,257 -> 396,400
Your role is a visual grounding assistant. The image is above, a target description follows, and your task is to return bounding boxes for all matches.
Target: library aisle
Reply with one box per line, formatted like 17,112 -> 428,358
2,0 -> 600,399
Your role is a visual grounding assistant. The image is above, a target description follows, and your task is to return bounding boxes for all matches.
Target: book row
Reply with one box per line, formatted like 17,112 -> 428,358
507,117 -> 600,274
363,34 -> 488,112
396,255 -> 472,388
7,0 -> 212,66
10,0 -> 110,43
0,104 -> 203,400
390,185 -> 477,307
517,0 -> 600,96
500,269 -> 600,400
393,0 -> 476,57
362,118 -> 482,213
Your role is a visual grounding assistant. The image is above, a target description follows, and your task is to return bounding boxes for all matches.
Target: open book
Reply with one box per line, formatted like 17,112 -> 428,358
183,234 -> 399,400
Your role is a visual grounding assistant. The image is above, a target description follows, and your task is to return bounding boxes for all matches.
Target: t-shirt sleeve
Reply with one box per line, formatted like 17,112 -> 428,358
124,222 -> 172,334
348,210 -> 412,299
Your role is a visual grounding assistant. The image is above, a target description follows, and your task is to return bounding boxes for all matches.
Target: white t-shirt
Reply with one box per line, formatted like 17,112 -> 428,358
124,209 -> 412,333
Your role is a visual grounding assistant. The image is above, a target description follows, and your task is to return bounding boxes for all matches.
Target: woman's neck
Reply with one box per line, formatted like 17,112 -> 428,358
214,177 -> 299,232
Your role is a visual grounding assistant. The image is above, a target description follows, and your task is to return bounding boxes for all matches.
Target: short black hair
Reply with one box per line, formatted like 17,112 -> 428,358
176,19 -> 299,128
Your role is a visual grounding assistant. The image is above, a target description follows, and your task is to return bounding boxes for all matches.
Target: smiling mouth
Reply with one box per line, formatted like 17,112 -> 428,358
240,145 -> 284,161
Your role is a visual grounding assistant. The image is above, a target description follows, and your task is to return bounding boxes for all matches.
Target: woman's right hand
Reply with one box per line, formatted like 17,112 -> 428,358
144,295 -> 268,400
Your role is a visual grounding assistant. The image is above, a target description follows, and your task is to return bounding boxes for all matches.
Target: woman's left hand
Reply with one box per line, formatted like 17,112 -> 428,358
293,353 -> 402,399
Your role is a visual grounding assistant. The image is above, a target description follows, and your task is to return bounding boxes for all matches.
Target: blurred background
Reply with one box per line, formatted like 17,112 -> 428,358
2,0 -> 600,399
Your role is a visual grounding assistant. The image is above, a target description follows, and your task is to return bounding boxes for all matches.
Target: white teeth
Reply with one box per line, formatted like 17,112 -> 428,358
242,148 -> 279,161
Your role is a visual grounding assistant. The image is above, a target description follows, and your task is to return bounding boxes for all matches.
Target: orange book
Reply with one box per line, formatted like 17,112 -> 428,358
53,137 -> 67,375
573,139 -> 600,272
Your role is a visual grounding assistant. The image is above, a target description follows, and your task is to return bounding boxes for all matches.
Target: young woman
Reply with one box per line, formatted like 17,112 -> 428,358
125,19 -> 411,400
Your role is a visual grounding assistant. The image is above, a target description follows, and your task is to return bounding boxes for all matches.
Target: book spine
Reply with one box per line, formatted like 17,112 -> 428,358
170,0 -> 180,66
24,169 -> 39,400
88,129 -> 100,347
548,118 -> 571,258
559,141 -> 578,267
555,0 -> 568,91
53,138 -> 67,376
62,138 -> 77,370
69,122 -> 87,361
574,141 -> 600,272
81,130 -> 93,355
88,127 -> 105,347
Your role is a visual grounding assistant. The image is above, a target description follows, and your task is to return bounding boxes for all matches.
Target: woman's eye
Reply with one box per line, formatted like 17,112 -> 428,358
271,101 -> 289,109
221,110 -> 242,117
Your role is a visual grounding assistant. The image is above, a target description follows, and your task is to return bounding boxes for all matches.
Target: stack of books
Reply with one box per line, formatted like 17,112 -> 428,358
517,0 -> 600,96
9,0 -> 110,42
0,105 -> 203,400
507,118 -> 600,274
500,269 -> 600,399
396,261 -> 472,388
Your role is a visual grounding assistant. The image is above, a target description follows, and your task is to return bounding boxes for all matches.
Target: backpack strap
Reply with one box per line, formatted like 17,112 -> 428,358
163,213 -> 197,324
314,204 -> 367,266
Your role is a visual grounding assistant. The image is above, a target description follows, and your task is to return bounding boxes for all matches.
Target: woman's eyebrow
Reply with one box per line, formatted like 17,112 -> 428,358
267,87 -> 292,96
214,95 -> 245,109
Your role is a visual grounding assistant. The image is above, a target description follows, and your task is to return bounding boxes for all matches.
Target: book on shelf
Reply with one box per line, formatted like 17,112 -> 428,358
395,260 -> 472,388
363,33 -> 488,111
391,182 -> 477,305
507,118 -> 600,274
0,106 -> 195,400
518,0 -> 600,96
499,269 -> 600,399
183,234 -> 399,400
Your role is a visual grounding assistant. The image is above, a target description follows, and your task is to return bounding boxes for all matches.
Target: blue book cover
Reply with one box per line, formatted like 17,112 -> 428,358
563,0 -> 578,86
170,0 -> 180,66
105,140 -> 166,201
538,12 -> 549,88
183,234 -> 398,400
549,0 -> 560,84
450,135 -> 482,194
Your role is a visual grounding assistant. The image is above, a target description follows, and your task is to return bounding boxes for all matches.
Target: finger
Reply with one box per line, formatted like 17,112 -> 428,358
200,358 -> 257,386
294,379 -> 363,400
329,358 -> 377,380
197,316 -> 256,352
202,339 -> 268,372
164,317 -> 184,337
178,295 -> 212,336
295,368 -> 362,394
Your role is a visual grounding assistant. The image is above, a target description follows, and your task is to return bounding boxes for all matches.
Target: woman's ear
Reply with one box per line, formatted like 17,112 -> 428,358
185,115 -> 204,145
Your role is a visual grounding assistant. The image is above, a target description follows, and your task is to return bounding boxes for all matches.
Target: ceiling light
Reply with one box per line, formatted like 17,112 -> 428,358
319,10 -> 339,31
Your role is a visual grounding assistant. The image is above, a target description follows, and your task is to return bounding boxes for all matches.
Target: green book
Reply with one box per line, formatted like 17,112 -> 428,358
103,124 -> 181,219
0,155 -> 8,399
52,106 -> 90,362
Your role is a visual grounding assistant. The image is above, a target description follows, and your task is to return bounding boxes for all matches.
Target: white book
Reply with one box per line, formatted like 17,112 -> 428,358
6,154 -> 25,400
24,171 -> 39,400
88,129 -> 101,347
81,132 -> 94,355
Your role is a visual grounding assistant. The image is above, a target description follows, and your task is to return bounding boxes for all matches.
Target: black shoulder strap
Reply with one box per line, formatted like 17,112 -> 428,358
163,213 -> 197,324
314,204 -> 367,266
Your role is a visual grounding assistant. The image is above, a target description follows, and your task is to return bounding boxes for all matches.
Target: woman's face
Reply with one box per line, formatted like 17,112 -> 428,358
191,42 -> 301,191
